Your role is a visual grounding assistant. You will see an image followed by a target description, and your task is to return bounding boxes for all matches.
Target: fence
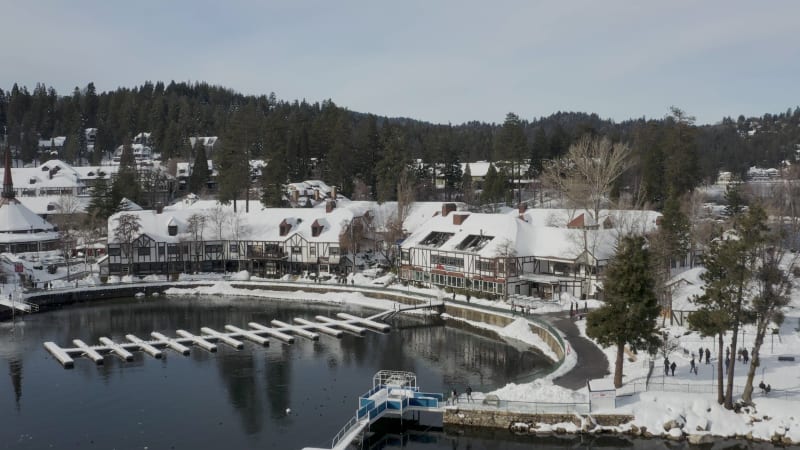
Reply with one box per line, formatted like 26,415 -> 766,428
449,393 -> 590,415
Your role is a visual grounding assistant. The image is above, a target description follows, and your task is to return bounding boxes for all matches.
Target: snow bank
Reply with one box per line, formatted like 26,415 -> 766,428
491,378 -> 586,403
443,314 -> 559,362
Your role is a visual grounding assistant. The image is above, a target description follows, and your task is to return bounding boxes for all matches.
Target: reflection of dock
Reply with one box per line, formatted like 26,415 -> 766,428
304,370 -> 444,450
43,303 -> 443,369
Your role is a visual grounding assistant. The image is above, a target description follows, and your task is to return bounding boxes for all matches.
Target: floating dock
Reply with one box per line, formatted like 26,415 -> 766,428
43,302 -> 443,368
304,370 -> 444,450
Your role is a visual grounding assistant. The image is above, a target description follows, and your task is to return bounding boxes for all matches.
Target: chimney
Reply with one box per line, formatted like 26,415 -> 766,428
453,213 -> 469,225
441,203 -> 456,217
326,200 -> 336,213
314,189 -> 320,201
292,189 -> 299,204
331,185 -> 337,200
518,203 -> 527,214
156,203 -> 164,214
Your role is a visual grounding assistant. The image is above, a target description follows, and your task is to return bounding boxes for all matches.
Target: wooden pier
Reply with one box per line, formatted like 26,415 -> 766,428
42,302 -> 443,369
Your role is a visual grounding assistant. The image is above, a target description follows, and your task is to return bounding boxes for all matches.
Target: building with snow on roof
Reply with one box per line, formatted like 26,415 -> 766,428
0,148 -> 60,255
398,203 -> 661,299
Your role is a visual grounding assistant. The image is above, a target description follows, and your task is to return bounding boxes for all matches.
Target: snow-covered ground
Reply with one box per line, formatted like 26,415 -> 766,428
3,266 -> 800,444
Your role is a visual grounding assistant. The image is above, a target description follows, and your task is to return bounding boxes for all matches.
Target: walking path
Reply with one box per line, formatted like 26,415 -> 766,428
543,311 -> 609,389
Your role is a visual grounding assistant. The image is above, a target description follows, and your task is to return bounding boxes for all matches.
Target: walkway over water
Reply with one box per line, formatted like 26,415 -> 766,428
43,302 -> 444,368
303,370 -> 444,450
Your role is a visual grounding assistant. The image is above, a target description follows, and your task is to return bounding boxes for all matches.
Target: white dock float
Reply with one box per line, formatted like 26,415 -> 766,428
43,342 -> 75,368
126,334 -> 163,358
294,317 -> 343,338
72,339 -> 104,365
176,330 -> 217,352
336,313 -> 391,333
271,319 -> 319,341
315,316 -> 367,336
248,322 -> 295,344
201,327 -> 244,349
224,325 -> 269,346
151,332 -> 191,355
99,337 -> 134,361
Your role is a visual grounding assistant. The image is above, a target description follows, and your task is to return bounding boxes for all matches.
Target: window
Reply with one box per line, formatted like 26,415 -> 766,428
456,234 -> 494,251
168,245 -> 178,255
430,254 -> 464,268
229,243 -> 238,253
309,246 -> 316,256
291,246 -> 301,254
205,245 -> 223,255
330,247 -> 339,256
477,259 -> 496,272
158,246 -> 165,256
401,250 -> 410,262
419,232 -> 454,247
108,247 -> 121,256
168,225 -> 178,236
138,247 -> 150,256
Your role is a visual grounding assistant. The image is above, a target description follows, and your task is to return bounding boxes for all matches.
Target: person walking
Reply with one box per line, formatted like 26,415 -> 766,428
690,357 -> 697,375
466,385 -> 473,402
725,355 -> 730,374
670,361 -> 676,376
664,357 -> 670,376
742,348 -> 749,364
452,388 -> 458,405
699,346 -> 704,362
705,348 -> 711,364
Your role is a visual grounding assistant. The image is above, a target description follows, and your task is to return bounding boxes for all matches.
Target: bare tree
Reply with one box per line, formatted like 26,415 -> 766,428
542,134 -> 631,222
209,203 -> 229,240
113,213 -> 142,274
377,169 -> 416,269
185,213 -> 207,272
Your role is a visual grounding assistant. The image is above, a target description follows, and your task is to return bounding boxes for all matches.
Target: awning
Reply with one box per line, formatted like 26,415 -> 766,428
519,273 -> 575,284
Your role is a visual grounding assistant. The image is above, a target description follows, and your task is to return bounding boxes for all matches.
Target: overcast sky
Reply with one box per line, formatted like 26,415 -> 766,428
2,1 -> 798,125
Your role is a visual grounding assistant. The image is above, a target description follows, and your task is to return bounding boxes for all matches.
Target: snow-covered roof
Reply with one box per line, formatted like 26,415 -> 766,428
461,161 -> 493,178
513,208 -> 662,234
188,136 -> 218,148
0,200 -> 59,244
669,267 -> 707,311
16,195 -> 90,215
401,209 -> 623,262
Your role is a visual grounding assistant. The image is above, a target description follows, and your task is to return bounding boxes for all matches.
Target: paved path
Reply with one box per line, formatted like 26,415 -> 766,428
543,312 -> 609,390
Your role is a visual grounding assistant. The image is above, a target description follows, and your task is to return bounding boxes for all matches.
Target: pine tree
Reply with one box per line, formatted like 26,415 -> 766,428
111,138 -> 140,206
495,113 -> 527,204
261,149 -> 287,207
586,235 -> 661,388
87,175 -> 113,220
188,144 -> 210,194
461,163 -> 474,206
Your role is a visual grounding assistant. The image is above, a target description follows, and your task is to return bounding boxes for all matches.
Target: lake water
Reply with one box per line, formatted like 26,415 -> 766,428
0,295 -> 553,449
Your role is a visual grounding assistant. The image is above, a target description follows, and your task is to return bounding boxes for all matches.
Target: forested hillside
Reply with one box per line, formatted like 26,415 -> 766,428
0,81 -> 797,209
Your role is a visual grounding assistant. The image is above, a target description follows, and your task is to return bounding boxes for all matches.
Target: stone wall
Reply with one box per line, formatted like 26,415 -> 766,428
443,304 -> 565,360
444,408 -> 582,428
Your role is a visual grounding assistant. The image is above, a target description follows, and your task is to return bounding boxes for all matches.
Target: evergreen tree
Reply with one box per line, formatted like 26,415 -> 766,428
188,144 -> 209,194
723,182 -> 747,219
111,138 -> 140,206
479,163 -> 506,209
586,236 -> 661,388
461,163 -> 475,206
495,113 -> 527,204
261,148 -> 287,207
87,175 -> 113,220
529,127 -> 548,176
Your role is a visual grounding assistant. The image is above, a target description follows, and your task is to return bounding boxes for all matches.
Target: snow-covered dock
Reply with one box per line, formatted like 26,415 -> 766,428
43,303 -> 443,368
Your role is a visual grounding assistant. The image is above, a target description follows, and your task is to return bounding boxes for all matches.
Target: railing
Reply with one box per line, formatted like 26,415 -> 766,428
450,393 -> 590,415
330,415 -> 361,449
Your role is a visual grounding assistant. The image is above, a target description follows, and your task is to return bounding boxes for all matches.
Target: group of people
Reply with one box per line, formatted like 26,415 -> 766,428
568,301 -> 587,319
664,357 -> 677,376
450,385 -> 473,404
698,347 -> 712,364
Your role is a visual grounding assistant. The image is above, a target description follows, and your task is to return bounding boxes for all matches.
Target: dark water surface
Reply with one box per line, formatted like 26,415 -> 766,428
0,295 -> 553,449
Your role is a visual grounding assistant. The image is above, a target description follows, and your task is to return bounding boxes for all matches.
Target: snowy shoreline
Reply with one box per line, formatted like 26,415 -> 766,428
6,272 -> 800,445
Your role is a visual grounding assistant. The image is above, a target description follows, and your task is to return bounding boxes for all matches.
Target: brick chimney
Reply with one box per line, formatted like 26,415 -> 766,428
518,203 -> 527,214
331,186 -> 337,200
156,203 -> 164,214
313,189 -> 320,201
292,189 -> 299,204
441,203 -> 457,217
326,200 -> 336,213
453,213 -> 469,225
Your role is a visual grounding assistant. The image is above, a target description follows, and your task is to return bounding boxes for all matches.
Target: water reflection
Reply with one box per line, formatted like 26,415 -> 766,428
0,296 -> 553,450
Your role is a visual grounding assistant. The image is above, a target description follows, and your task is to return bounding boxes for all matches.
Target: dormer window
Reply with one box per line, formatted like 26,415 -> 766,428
29,177 -> 37,185
168,225 -> 178,236
41,166 -> 49,172
88,171 -> 95,176
311,219 -> 324,237
279,219 -> 292,237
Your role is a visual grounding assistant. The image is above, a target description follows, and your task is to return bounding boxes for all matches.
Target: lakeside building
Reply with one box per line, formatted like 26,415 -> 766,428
102,198 -> 451,278
0,149 -> 60,255
398,204 -> 661,299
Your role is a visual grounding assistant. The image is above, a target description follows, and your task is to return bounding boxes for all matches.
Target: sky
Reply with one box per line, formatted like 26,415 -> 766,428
2,1 -> 798,125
